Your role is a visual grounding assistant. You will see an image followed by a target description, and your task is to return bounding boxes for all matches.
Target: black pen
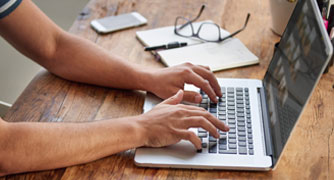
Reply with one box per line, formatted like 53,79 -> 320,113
144,41 -> 187,51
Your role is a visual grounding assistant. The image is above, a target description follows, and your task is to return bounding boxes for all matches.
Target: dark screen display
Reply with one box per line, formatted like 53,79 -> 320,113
263,0 -> 330,163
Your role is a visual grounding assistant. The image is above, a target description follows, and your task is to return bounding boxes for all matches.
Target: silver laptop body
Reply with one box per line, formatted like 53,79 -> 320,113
134,0 -> 333,171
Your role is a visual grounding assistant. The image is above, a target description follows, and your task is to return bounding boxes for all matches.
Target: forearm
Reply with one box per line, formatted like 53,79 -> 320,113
0,116 -> 145,176
48,32 -> 153,91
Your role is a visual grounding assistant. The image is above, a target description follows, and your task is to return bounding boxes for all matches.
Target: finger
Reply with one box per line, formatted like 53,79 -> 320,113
183,91 -> 202,104
185,110 -> 229,132
184,71 -> 218,103
182,116 -> 219,138
161,90 -> 183,105
178,130 -> 202,150
192,66 -> 222,97
176,104 -> 207,111
198,65 -> 210,71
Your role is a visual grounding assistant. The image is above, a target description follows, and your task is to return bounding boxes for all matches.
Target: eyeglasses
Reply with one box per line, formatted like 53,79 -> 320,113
174,5 -> 251,43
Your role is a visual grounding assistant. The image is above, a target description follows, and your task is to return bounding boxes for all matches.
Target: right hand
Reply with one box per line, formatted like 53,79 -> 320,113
137,90 -> 229,149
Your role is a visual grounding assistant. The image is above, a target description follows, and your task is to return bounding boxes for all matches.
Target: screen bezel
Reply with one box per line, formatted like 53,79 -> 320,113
263,0 -> 333,168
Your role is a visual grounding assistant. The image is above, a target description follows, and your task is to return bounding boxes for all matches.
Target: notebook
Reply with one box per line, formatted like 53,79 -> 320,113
136,21 -> 259,72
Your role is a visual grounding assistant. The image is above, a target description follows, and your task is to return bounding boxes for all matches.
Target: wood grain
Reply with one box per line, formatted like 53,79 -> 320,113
2,0 -> 334,179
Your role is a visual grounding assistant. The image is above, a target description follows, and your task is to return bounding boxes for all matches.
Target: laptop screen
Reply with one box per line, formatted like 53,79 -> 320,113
263,0 -> 331,164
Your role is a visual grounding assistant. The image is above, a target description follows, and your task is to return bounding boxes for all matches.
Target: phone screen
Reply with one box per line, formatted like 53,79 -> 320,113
95,13 -> 146,32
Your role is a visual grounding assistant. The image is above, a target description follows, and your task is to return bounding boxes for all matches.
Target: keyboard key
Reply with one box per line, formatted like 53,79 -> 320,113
202,142 -> 207,148
209,136 -> 217,142
227,106 -> 235,110
219,149 -> 237,154
249,139 -> 253,144
198,128 -> 206,133
238,132 -> 246,136
219,134 -> 227,139
239,142 -> 247,146
236,108 -> 244,112
198,132 -> 207,138
248,134 -> 253,139
228,139 -> 236,144
219,144 -> 227,150
246,101 -> 250,105
246,109 -> 251,114
229,129 -> 236,133
237,113 -> 244,117
219,138 -> 227,144
218,111 -> 226,115
236,96 -> 243,100
236,87 -> 243,92
229,144 -> 237,149
249,149 -> 254,155
244,88 -> 249,92
245,92 -> 249,96
197,149 -> 202,153
227,87 -> 234,93
229,124 -> 236,128
228,115 -> 235,119
236,92 -> 243,96
249,144 -> 254,149
236,100 -> 244,104
209,108 -> 217,113
238,127 -> 246,131
228,110 -> 235,114
238,122 -> 245,127
218,107 -> 225,111
221,87 -> 226,93
237,117 -> 245,122
247,124 -> 252,128
246,105 -> 250,109
209,142 -> 217,153
218,115 -> 226,120
245,96 -> 249,100
239,147 -> 247,155
237,104 -> 244,108
210,103 -> 217,107
227,97 -> 234,102
201,99 -> 208,104
227,102 -> 235,106
238,137 -> 246,141
228,134 -> 236,139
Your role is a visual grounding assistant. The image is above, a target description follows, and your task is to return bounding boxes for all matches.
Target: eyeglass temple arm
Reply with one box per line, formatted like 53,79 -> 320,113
220,13 -> 251,41
179,5 -> 206,30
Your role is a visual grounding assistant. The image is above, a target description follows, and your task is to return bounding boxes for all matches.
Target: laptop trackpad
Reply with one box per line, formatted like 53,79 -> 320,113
135,140 -> 198,161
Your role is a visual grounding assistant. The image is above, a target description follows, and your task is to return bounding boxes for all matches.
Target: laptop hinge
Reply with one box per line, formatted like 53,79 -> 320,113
257,87 -> 273,157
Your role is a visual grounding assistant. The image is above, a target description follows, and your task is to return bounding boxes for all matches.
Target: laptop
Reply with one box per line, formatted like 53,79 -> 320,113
134,0 -> 333,171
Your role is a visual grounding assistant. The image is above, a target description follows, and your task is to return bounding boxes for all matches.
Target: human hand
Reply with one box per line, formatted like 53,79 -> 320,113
146,63 -> 222,103
137,90 -> 229,149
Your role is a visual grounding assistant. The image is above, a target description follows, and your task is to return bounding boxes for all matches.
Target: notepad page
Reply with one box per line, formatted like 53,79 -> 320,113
157,38 -> 259,72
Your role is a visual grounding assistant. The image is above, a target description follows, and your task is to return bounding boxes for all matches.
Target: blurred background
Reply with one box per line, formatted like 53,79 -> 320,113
0,0 -> 89,117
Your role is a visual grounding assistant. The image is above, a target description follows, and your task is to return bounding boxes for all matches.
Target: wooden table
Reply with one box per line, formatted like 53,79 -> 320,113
3,0 -> 334,179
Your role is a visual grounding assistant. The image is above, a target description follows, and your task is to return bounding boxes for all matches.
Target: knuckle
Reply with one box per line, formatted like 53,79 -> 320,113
183,62 -> 193,67
202,80 -> 210,88
181,67 -> 192,76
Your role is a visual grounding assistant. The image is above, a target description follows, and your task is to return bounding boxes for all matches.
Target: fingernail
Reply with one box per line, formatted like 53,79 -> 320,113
225,125 -> 230,131
195,94 -> 202,103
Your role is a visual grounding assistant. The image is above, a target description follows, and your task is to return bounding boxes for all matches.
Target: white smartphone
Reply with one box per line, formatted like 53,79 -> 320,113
90,12 -> 147,34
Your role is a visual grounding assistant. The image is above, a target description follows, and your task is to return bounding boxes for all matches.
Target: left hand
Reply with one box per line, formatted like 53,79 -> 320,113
146,63 -> 222,103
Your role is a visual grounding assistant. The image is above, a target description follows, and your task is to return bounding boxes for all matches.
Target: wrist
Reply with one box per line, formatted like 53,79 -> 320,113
132,114 -> 149,147
136,68 -> 156,92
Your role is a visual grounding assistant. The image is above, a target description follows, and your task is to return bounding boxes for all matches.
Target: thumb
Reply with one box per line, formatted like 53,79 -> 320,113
161,90 -> 184,105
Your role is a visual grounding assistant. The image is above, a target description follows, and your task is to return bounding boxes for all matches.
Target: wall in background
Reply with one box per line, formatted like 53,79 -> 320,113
0,0 -> 89,107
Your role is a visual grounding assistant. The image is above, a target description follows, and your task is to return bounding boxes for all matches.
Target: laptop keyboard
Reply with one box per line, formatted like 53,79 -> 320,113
197,87 -> 254,155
